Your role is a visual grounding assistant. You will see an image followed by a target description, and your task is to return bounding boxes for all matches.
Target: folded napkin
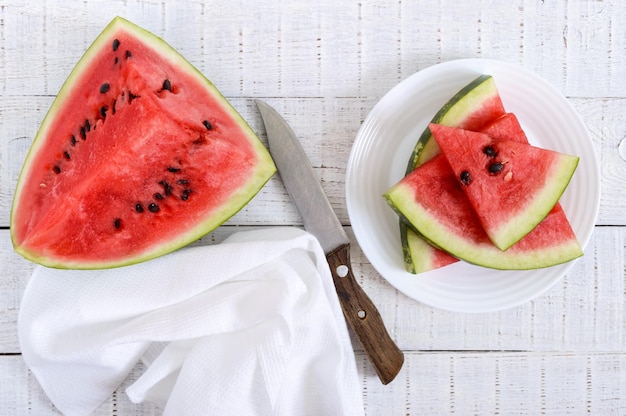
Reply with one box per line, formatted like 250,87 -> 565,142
18,227 -> 364,416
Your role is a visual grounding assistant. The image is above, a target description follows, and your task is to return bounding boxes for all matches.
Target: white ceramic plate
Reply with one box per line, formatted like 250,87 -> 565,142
345,59 -> 600,313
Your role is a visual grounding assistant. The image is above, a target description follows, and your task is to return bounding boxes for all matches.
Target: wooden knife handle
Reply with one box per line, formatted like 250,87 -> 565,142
326,243 -> 404,385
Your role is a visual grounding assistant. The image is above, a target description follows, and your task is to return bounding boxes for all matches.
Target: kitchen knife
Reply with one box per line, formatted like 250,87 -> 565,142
255,99 -> 404,385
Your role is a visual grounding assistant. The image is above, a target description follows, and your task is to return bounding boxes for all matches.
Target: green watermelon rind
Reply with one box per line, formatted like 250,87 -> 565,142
11,17 -> 276,269
385,185 -> 584,270
400,74 -> 501,273
404,229 -> 458,273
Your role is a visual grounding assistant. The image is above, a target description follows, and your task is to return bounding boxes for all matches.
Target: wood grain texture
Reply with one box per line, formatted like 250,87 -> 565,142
2,351 -> 626,415
2,96 -> 624,226
327,243 -> 404,384
2,1 -> 625,98
1,0 -> 624,414
2,226 -> 624,354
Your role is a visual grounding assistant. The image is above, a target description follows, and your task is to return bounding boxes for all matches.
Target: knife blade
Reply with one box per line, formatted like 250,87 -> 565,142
255,99 -> 404,385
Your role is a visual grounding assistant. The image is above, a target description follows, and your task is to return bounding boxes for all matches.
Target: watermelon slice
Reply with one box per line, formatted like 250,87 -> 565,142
10,17 -> 276,269
401,75 -> 506,273
429,124 -> 579,250
384,152 -> 583,270
468,113 -> 580,261
408,75 -> 506,169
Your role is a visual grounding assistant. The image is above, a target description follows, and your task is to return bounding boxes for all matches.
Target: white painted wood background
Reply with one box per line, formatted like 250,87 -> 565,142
1,0 -> 625,414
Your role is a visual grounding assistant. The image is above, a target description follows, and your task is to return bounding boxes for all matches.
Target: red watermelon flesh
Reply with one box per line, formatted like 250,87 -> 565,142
479,112 -> 527,141
429,124 -> 579,251
11,17 -> 276,269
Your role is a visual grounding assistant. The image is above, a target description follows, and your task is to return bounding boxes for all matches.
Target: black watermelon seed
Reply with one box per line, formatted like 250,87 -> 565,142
203,120 -> 213,130
177,179 -> 189,185
135,203 -> 144,213
100,83 -> 110,93
159,180 -> 173,196
483,145 -> 498,158
100,105 -> 108,118
460,170 -> 471,185
125,50 -> 131,59
114,218 -> 121,229
181,189 -> 192,201
154,193 -> 164,200
148,203 -> 160,213
488,162 -> 504,174
162,79 -> 172,91
70,135 -> 77,146
52,165 -> 61,174
79,127 -> 86,140
112,39 -> 120,51
114,57 -> 119,65
128,92 -> 139,104
112,99 -> 117,114
167,166 -> 181,173
63,151 -> 70,160
84,119 -> 91,132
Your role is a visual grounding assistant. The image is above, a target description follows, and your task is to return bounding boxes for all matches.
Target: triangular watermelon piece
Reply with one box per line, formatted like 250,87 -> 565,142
479,113 -> 581,261
429,123 -> 579,250
384,153 -> 583,270
10,18 -> 276,269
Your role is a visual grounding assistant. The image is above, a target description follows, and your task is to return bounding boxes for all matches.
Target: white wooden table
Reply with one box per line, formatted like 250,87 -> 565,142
1,1 -> 625,414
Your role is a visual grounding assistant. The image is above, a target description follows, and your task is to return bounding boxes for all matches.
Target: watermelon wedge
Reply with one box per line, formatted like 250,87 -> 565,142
429,124 -> 579,250
408,75 -> 507,169
384,152 -> 583,270
11,17 -> 276,269
472,112 -> 580,261
401,75 -> 506,273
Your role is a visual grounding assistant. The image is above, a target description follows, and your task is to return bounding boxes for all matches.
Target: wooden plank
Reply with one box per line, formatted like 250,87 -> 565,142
2,351 -> 625,415
0,96 -> 623,227
1,1 -> 625,98
2,226 -> 624,353
360,351 -> 626,415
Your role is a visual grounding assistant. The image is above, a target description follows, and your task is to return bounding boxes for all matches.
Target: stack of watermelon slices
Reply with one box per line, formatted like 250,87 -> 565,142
384,76 -> 583,272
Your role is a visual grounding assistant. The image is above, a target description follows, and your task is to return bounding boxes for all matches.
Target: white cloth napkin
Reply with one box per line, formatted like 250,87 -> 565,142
18,227 -> 364,416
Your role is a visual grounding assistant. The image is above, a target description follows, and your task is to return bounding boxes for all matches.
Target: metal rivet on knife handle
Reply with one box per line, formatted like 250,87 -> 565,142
336,264 -> 349,277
